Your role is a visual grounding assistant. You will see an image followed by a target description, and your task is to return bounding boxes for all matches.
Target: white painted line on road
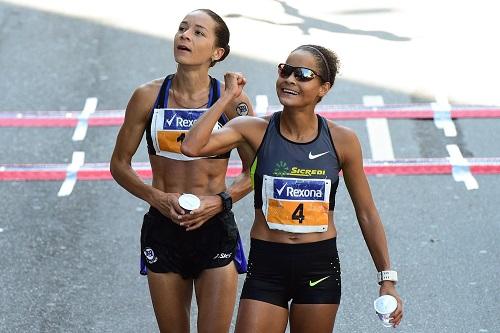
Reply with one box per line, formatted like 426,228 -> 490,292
58,151 -> 85,197
362,95 -> 384,107
72,97 -> 98,141
432,97 -> 456,137
446,144 -> 478,190
364,95 -> 395,160
0,228 -> 4,233
255,95 -> 269,116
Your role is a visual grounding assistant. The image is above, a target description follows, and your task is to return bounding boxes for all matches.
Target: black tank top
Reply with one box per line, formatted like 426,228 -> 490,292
145,74 -> 230,160
252,111 -> 341,213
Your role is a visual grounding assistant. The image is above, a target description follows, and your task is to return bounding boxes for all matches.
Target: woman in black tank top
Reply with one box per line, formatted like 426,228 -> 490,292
182,44 -> 403,332
110,9 -> 254,333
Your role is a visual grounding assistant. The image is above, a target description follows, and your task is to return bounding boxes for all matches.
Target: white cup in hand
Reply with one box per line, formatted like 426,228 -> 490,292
178,193 -> 200,214
374,295 -> 397,327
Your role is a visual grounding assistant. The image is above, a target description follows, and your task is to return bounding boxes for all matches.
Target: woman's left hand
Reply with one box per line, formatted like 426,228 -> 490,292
178,195 -> 224,231
379,282 -> 403,327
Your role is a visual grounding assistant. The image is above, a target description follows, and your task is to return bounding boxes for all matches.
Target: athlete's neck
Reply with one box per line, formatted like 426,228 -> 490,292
173,67 -> 211,96
280,109 -> 318,143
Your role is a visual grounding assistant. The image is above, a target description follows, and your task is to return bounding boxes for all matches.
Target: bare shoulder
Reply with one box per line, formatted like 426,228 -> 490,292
228,114 -> 270,149
261,114 -> 273,122
327,120 -> 359,145
125,78 -> 164,122
327,119 -> 361,165
229,113 -> 269,131
130,78 -> 164,109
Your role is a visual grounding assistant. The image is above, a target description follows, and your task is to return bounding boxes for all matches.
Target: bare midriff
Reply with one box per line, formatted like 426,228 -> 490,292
149,155 -> 229,195
251,210 -> 338,244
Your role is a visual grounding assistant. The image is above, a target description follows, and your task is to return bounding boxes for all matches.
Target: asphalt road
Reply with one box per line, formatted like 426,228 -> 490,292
1,1 -> 499,332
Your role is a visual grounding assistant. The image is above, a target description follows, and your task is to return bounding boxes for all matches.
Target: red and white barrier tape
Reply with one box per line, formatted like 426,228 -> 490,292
1,104 -> 500,127
1,158 -> 500,181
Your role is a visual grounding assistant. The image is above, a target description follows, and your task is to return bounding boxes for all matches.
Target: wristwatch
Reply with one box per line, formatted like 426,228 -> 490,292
217,191 -> 232,212
378,270 -> 398,285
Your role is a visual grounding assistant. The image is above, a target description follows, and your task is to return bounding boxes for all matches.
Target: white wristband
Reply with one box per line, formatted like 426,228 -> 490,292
378,270 -> 398,285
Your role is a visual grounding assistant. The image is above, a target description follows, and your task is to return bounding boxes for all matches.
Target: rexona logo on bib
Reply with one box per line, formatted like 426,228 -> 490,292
262,175 -> 331,233
151,108 -> 222,161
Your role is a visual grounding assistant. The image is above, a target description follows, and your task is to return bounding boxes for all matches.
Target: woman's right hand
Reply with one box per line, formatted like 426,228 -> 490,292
151,190 -> 185,224
223,72 -> 246,99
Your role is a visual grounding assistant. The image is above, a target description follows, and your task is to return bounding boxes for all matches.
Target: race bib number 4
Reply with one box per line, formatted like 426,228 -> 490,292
262,175 -> 331,233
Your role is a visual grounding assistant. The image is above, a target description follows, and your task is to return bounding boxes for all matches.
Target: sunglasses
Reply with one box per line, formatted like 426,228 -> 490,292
278,63 -> 325,82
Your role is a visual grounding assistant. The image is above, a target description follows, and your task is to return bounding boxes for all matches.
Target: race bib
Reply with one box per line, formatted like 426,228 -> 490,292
262,175 -> 331,233
151,108 -> 221,161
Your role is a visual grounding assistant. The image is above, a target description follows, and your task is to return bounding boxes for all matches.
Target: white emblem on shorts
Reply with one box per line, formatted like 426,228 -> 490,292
213,252 -> 232,259
143,247 -> 158,264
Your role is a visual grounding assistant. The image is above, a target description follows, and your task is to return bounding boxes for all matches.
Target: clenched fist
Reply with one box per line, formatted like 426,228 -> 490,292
223,72 -> 246,99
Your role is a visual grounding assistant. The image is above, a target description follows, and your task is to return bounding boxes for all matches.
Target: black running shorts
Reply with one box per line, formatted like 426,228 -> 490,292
140,207 -> 239,279
240,238 -> 341,308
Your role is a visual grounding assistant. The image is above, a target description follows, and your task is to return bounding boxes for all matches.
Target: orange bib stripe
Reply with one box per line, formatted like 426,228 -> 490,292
156,130 -> 186,153
266,198 -> 329,226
